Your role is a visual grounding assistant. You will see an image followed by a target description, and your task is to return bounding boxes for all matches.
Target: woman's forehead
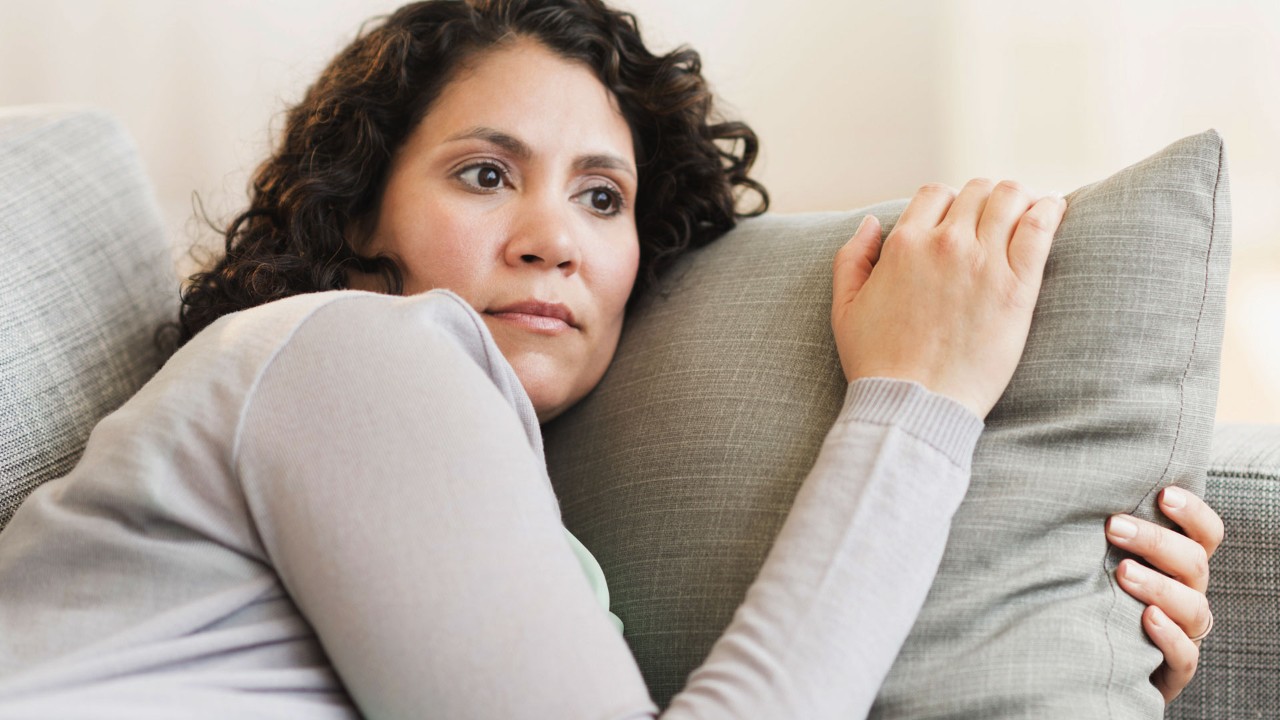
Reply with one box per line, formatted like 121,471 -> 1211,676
416,38 -> 634,166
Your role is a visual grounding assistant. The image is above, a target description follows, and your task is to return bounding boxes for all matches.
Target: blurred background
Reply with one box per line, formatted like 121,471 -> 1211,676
2,0 -> 1276,422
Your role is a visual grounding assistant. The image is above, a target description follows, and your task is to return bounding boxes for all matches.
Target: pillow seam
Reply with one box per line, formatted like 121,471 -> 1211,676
1102,135 -> 1224,718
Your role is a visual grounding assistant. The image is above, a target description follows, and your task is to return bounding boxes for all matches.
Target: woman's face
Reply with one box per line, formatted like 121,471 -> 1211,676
356,38 -> 640,423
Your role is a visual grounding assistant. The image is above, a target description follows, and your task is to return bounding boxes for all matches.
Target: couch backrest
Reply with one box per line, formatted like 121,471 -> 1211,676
1168,423 -> 1280,719
0,106 -> 176,531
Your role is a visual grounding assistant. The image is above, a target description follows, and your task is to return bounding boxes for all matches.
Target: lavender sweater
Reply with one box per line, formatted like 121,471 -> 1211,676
0,289 -> 983,719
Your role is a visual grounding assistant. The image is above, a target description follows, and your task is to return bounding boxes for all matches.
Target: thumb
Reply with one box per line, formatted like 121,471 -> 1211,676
1007,194 -> 1064,291
832,214 -> 882,312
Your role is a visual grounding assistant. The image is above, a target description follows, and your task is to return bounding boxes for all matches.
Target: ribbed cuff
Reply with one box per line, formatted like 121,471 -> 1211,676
840,377 -> 986,471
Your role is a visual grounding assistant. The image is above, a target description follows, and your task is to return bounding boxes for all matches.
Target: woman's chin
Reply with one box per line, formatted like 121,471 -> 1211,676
487,325 -> 615,426
524,381 -> 578,425
503,358 -> 579,425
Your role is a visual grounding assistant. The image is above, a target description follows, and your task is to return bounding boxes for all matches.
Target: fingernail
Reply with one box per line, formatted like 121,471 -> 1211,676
1149,605 -> 1167,628
1121,560 -> 1150,586
1162,487 -> 1187,509
846,216 -> 870,245
1108,515 -> 1138,540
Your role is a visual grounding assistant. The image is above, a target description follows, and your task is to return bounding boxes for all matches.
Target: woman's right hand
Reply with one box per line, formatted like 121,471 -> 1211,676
831,179 -> 1067,419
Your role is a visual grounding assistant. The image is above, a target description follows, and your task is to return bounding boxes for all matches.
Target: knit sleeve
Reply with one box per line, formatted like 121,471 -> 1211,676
233,292 -> 657,720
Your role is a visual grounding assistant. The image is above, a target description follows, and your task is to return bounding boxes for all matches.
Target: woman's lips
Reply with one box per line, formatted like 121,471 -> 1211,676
486,311 -> 574,335
485,299 -> 578,335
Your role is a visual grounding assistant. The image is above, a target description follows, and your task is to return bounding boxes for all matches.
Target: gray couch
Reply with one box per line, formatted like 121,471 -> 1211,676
1,106 -> 1275,717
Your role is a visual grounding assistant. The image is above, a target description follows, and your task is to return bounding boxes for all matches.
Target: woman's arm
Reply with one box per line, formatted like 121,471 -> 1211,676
235,292 -> 652,719
234,291 -> 982,720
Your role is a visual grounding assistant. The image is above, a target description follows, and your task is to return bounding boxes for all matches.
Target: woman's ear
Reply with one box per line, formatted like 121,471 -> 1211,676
344,210 -> 377,252
341,214 -> 386,292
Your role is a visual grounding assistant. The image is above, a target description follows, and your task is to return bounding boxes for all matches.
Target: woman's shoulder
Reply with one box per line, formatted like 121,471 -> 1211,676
212,288 -> 539,460
182,289 -> 496,369
174,289 -> 522,407
138,288 -> 521,439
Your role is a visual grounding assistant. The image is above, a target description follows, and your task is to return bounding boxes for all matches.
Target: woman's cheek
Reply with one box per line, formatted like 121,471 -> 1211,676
402,199 -> 500,295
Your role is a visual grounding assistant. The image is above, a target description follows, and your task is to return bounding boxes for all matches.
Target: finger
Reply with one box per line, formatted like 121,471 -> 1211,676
892,183 -> 957,239
1159,486 -> 1226,559
1145,605 -> 1199,704
832,215 -> 883,317
1115,559 -> 1214,641
1006,193 -> 1065,286
1106,513 -> 1210,592
939,177 -> 996,236
976,180 -> 1036,253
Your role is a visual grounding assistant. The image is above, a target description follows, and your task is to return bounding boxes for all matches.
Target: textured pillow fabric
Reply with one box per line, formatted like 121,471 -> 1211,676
544,130 -> 1230,718
0,107 -> 175,531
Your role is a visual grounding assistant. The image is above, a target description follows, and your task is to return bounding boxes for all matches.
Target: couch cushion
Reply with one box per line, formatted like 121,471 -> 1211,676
544,130 -> 1230,717
0,107 -> 175,531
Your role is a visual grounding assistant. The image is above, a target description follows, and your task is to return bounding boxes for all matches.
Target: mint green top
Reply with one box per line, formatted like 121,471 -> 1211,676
564,529 -> 624,633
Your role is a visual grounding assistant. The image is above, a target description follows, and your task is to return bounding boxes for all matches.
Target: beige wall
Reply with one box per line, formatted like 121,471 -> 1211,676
2,0 -> 1276,422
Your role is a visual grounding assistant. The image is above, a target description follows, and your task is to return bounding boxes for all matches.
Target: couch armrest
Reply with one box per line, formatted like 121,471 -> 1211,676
1166,423 -> 1280,719
0,106 -> 175,531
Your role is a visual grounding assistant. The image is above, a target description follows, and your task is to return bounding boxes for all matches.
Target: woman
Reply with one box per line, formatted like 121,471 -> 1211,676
0,1 -> 1221,717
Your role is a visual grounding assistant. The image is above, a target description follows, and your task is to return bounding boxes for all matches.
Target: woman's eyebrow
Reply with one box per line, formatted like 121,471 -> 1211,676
573,154 -> 635,181
445,126 -> 532,160
444,126 -> 635,180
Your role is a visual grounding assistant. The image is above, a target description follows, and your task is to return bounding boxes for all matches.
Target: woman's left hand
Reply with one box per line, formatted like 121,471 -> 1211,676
1106,486 -> 1225,704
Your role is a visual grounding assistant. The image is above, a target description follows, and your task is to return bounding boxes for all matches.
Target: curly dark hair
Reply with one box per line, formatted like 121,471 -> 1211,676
177,0 -> 767,345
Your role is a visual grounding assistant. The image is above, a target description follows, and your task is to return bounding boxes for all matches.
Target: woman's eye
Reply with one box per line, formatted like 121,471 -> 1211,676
458,164 -> 505,190
575,186 -> 623,216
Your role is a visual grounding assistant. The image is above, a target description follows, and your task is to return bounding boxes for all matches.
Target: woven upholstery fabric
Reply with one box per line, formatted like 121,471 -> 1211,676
1166,424 -> 1280,720
544,130 -> 1231,718
0,107 -> 174,531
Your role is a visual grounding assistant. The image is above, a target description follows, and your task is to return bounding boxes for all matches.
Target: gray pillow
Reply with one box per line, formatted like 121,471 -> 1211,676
544,130 -> 1230,718
0,107 -> 175,532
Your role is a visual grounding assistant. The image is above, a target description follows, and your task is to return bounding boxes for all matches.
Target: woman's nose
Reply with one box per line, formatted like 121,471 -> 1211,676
503,197 -> 581,275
